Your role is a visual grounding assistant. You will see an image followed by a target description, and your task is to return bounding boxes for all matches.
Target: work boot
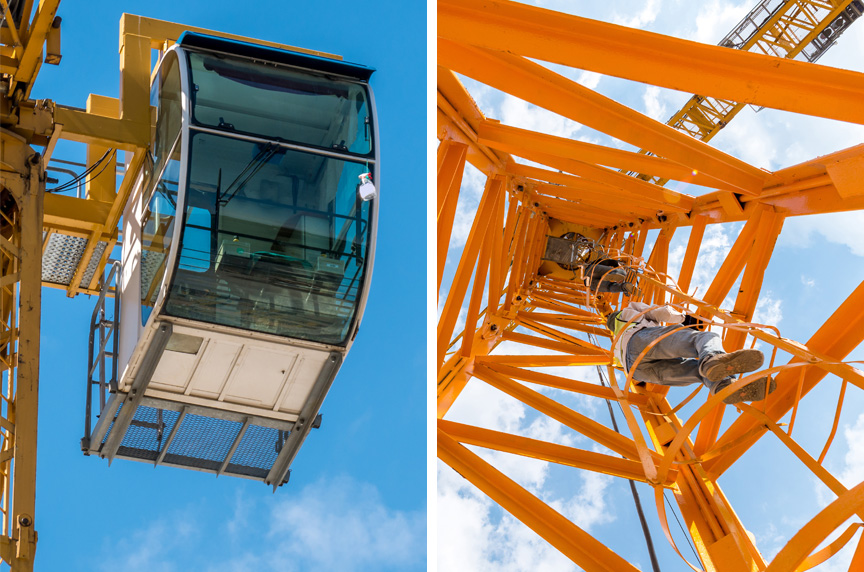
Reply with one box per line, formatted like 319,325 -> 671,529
700,349 -> 764,382
712,376 -> 777,404
603,271 -> 627,283
621,282 -> 639,297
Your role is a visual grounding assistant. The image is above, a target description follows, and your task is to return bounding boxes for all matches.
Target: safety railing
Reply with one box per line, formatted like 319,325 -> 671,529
81,260 -> 120,453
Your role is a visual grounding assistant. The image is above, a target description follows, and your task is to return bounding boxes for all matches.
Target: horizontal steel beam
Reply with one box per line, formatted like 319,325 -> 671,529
438,40 -> 771,195
439,0 -> 864,124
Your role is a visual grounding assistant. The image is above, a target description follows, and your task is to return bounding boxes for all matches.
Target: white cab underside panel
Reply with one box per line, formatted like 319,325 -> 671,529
127,324 -> 331,422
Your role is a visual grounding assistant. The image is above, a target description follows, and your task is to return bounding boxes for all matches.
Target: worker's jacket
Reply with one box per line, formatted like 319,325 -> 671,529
610,302 -> 684,370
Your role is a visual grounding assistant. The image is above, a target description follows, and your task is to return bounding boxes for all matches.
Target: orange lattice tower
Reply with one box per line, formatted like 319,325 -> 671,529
437,1 -> 864,570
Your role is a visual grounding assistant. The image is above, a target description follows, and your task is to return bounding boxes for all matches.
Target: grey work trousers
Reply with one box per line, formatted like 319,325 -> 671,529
587,263 -> 628,294
625,325 -> 725,389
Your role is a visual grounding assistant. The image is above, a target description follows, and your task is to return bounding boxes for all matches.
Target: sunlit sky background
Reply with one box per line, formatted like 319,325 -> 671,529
438,1 -> 864,571
27,1 -> 425,570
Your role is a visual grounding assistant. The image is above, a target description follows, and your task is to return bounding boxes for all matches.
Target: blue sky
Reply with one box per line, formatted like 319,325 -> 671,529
26,1 -> 426,570
438,1 -> 864,570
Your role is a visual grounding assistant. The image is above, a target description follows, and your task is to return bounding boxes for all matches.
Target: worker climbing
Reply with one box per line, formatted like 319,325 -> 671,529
543,232 -> 639,296
606,302 -> 777,404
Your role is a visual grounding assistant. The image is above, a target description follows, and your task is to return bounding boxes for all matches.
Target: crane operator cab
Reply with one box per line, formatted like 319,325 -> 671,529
81,32 -> 378,488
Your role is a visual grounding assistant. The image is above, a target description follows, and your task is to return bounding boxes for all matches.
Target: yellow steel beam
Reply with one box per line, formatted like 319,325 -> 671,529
515,163 -> 686,212
0,136 -> 43,571
700,206 -> 765,308
479,120 -> 736,192
42,191 -> 112,232
675,215 -> 706,298
13,0 -> 34,45
10,0 -> 60,99
437,174 -> 501,366
438,40 -> 771,195
482,361 -> 647,405
438,68 -> 510,174
437,108 -> 500,176
514,311 -> 609,338
487,190 -> 507,315
502,204 -> 531,313
440,419 -> 677,485
437,139 -> 469,295
83,97 -> 119,203
824,153 -> 864,199
535,194 -> 643,226
460,178 -> 502,357
119,13 -> 340,59
119,31 -> 150,126
54,105 -> 148,151
492,140 -> 693,209
705,278 -> 864,477
766,480 -> 864,571
724,209 -> 785,350
438,0 -> 864,124
470,363 -> 650,461
438,428 -> 642,572
477,354 -> 608,367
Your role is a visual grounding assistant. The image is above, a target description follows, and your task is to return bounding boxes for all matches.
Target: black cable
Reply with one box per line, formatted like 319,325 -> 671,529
588,333 -> 662,572
49,151 -> 109,192
47,148 -> 116,193
664,490 -> 700,561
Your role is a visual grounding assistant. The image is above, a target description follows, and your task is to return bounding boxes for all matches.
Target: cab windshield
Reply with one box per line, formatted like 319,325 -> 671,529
163,131 -> 372,346
187,50 -> 373,157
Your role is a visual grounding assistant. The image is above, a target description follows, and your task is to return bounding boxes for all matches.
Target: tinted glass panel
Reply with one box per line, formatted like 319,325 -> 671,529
150,52 -> 182,186
164,132 -> 371,346
188,51 -> 373,156
141,140 -> 180,325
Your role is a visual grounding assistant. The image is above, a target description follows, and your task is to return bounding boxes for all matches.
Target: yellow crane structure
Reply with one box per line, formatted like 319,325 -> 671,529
437,1 -> 864,570
2,3 -> 373,568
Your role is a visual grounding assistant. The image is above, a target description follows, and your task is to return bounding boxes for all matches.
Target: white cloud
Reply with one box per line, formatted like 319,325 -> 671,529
839,412 -> 864,489
498,96 -> 583,140
782,212 -> 864,258
439,336 -> 618,571
254,476 -> 426,572
688,0 -> 751,44
801,276 -> 815,288
438,459 -> 613,572
99,477 -> 425,572
643,86 -> 667,121
612,0 -> 661,29
753,292 -> 782,328
447,163 -> 487,252
97,514 -> 198,572
687,223 -> 737,298
714,111 -> 778,170
576,70 -> 602,91
805,413 -> 864,572
558,470 -> 614,531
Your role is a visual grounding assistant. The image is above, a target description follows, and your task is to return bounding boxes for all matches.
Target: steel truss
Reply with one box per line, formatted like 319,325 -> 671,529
437,1 -> 864,570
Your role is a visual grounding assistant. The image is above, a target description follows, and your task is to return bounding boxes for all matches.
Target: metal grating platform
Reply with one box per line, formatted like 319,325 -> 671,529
102,402 -> 291,481
42,232 -> 107,286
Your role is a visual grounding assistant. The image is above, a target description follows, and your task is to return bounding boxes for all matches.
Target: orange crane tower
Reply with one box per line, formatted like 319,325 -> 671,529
437,1 -> 864,570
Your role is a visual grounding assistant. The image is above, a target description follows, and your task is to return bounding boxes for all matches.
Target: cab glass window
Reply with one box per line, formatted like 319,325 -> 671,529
187,51 -> 373,157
